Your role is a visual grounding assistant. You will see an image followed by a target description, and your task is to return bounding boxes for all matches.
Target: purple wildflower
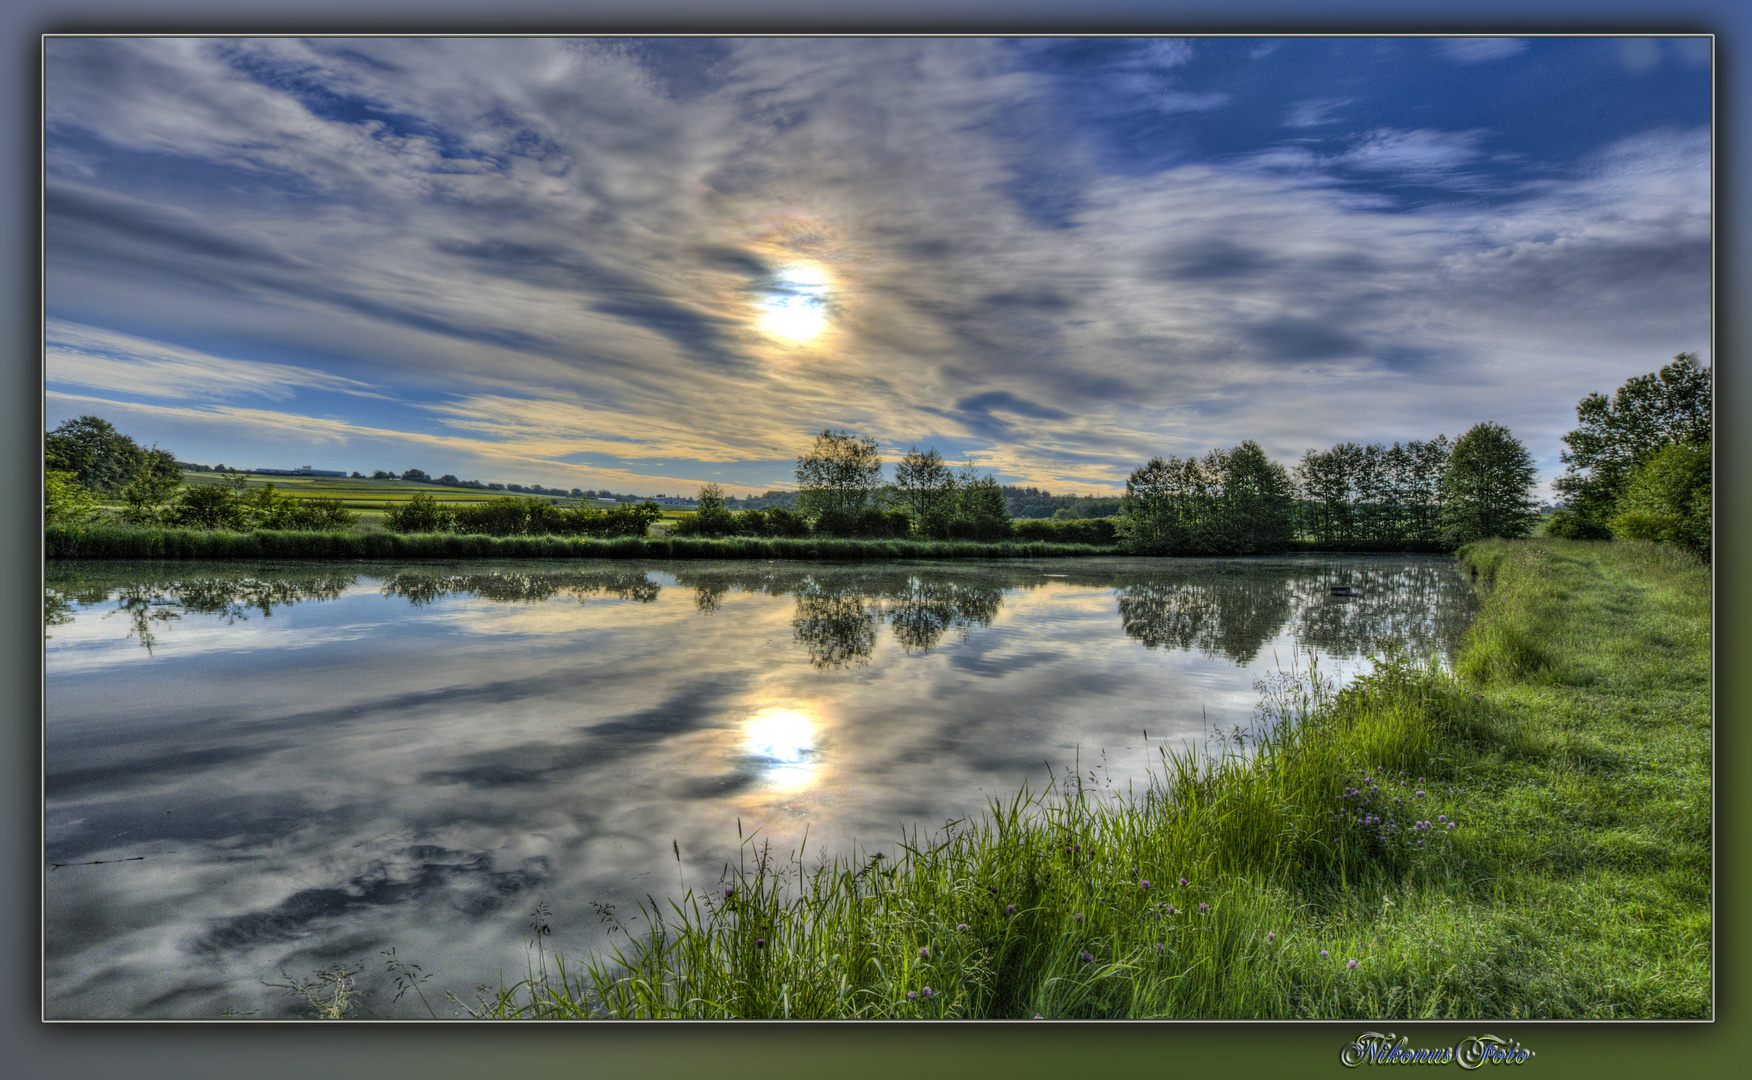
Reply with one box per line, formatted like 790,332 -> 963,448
1266,931 -> 1275,942
906,991 -> 918,1001
919,946 -> 931,959
956,923 -> 969,932
1320,950 -> 1330,958
922,986 -> 934,999
1080,950 -> 1094,964
1198,902 -> 1209,914
1179,877 -> 1189,886
1139,880 -> 1151,889
1006,904 -> 1017,915
1073,913 -> 1083,924
1347,959 -> 1358,970
755,938 -> 766,948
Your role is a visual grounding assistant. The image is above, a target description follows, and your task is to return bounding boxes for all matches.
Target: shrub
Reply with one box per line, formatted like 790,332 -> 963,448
384,492 -> 455,534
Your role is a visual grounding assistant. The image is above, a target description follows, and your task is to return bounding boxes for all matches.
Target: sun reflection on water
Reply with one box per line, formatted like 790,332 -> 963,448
743,706 -> 819,789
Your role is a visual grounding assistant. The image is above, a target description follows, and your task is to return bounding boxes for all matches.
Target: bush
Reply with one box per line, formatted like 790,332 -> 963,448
167,484 -> 249,530
1607,441 -> 1710,560
384,492 -> 455,534
1010,518 -> 1118,546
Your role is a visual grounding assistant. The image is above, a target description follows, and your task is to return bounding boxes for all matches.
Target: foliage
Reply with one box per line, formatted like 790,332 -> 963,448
1295,437 -> 1450,545
1116,441 -> 1293,555
796,430 -> 883,523
1606,441 -> 1710,560
45,415 -> 163,494
674,483 -> 736,538
44,470 -> 98,525
1439,423 -> 1538,544
383,492 -> 456,534
894,446 -> 957,520
1554,353 -> 1711,534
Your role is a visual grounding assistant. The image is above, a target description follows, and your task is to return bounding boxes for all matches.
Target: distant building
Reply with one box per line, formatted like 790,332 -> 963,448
249,467 -> 348,477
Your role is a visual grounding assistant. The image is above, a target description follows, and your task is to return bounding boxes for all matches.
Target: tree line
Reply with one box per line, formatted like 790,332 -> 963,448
44,351 -> 1709,559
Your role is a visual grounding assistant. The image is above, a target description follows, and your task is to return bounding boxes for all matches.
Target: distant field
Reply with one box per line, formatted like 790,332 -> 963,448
176,472 -> 681,514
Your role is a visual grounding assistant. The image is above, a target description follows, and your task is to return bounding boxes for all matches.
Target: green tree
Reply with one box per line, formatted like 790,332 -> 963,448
44,470 -> 97,525
894,446 -> 956,521
685,482 -> 735,537
1440,422 -> 1539,544
1554,353 -> 1711,535
1607,441 -> 1710,560
118,447 -> 185,524
1116,455 -> 1213,554
1206,441 -> 1295,553
796,429 -> 882,526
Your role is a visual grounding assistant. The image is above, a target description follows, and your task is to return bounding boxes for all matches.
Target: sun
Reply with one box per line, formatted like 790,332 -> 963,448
758,265 -> 832,344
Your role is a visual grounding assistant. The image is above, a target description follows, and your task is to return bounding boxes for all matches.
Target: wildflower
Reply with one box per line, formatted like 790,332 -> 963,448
1080,950 -> 1094,964
1416,790 -> 1426,798
724,886 -> 736,898
1006,904 -> 1017,915
1266,931 -> 1275,942
1034,1014 -> 1045,1020
1139,880 -> 1151,889
1073,913 -> 1083,924
755,938 -> 766,948
1447,822 -> 1457,830
1438,815 -> 1448,823
919,946 -> 931,959
956,923 -> 969,932
906,991 -> 918,1001
1198,903 -> 1209,914
872,852 -> 885,860
1165,905 -> 1178,916
1320,950 -> 1329,958
1347,959 -> 1358,970
1179,877 -> 1189,887
921,986 -> 934,999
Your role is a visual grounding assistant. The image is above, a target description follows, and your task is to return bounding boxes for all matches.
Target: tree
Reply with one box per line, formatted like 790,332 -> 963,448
1607,441 -> 1710,560
1207,441 -> 1295,553
119,446 -> 183,524
1554,353 -> 1711,535
45,415 -> 155,494
894,446 -> 956,520
1440,423 -> 1538,544
1116,455 -> 1213,554
687,482 -> 735,537
44,470 -> 97,525
795,429 -> 882,524
402,469 -> 431,482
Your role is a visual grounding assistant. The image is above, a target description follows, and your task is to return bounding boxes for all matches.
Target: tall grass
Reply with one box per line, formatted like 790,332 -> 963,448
46,524 -> 1121,562
445,538 -> 1708,1021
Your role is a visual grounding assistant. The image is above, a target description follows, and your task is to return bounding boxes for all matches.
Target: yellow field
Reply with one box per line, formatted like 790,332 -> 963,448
176,472 -> 690,517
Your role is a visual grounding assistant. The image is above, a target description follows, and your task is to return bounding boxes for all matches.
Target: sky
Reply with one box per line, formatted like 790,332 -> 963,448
43,36 -> 1712,499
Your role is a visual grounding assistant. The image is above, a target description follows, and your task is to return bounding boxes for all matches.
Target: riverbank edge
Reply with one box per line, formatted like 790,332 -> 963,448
44,524 -> 1454,561
415,537 -> 1704,1021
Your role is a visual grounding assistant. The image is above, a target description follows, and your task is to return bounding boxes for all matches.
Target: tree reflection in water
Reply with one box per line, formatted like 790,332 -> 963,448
47,557 -> 1475,667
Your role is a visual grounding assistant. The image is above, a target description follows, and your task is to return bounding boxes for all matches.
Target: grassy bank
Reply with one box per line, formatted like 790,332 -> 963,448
440,538 -> 1707,1020
45,524 -> 1121,562
47,523 -> 1462,562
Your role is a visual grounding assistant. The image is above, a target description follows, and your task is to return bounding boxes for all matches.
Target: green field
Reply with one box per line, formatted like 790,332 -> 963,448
174,472 -> 696,522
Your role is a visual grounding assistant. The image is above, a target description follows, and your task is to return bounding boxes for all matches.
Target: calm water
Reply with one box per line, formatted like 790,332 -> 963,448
43,555 -> 1477,1018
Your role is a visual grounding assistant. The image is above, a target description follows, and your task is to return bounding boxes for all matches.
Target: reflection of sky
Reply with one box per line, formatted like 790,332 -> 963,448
43,557 -> 1476,1018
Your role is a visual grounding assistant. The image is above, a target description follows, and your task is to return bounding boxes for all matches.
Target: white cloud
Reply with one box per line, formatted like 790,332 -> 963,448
45,320 -> 386,402
1436,38 -> 1527,63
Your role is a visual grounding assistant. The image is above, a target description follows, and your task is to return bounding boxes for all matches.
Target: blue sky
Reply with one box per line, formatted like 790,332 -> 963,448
44,36 -> 1711,497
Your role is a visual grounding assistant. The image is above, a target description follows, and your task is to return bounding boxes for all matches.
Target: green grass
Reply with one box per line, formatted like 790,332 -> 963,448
46,524 -> 1120,562
429,538 -> 1708,1020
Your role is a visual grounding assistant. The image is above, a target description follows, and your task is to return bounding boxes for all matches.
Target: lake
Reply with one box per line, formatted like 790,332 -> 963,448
43,554 -> 1478,1018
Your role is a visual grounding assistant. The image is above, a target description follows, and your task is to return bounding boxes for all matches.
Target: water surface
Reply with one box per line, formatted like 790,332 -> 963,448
43,555 -> 1476,1018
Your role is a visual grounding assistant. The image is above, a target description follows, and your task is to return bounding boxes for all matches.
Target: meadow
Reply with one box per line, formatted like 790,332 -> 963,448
409,537 -> 1709,1020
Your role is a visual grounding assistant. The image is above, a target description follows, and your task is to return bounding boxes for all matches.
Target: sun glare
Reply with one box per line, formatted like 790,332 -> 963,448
758,265 -> 831,344
744,706 -> 818,788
